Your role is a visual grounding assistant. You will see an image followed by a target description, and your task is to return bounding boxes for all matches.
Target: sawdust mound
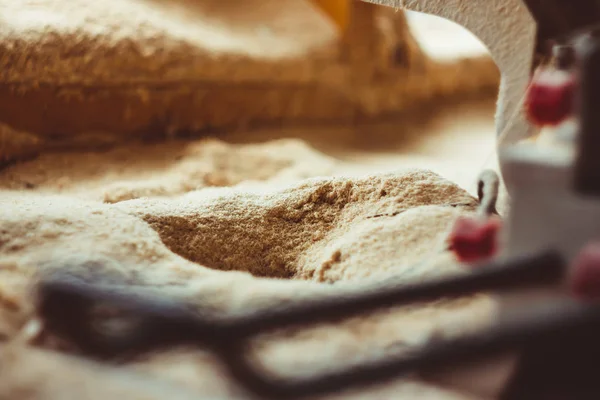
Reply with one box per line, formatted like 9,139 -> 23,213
124,169 -> 478,281
0,138 -> 494,399
0,0 -> 498,163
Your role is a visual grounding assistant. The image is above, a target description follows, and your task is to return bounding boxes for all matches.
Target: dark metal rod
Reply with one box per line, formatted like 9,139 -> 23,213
35,250 -> 564,359
476,169 -> 500,216
225,250 -> 564,336
574,33 -> 600,195
35,277 -> 217,358
32,249 -> 578,399
220,300 -> 600,399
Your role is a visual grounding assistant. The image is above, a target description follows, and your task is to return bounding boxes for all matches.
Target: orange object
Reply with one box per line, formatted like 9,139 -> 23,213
311,0 -> 349,31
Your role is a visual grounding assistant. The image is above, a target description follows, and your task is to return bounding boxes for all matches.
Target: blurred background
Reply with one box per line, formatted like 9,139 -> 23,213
224,3 -> 499,189
1,0 -> 500,193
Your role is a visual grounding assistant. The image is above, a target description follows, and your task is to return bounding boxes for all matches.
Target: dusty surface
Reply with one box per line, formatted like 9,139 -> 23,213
0,2 -> 507,399
0,95 -> 503,399
0,0 -> 499,162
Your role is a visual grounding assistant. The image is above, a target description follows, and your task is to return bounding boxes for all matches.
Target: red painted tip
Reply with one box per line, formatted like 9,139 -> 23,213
448,216 -> 502,265
525,69 -> 576,127
570,242 -> 600,300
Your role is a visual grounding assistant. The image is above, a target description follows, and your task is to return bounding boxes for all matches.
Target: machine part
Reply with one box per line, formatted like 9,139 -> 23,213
35,250 -> 564,398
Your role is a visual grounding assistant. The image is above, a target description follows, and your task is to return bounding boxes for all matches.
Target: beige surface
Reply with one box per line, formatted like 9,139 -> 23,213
0,0 -> 499,162
0,98 -> 500,200
0,95 -> 502,399
0,2 -> 507,398
221,97 -> 501,192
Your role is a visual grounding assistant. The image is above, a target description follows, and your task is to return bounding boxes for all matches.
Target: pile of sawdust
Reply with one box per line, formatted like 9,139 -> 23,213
0,1 -> 504,398
0,0 -> 499,163
0,136 -> 499,400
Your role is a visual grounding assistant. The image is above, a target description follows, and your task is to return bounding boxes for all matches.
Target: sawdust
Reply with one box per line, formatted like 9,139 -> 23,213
0,0 -> 503,398
0,135 -> 498,400
0,0 -> 499,162
0,122 -> 42,163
